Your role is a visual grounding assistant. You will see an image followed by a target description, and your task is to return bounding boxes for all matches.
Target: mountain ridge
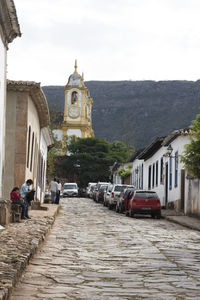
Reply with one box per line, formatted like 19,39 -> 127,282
42,80 -> 200,149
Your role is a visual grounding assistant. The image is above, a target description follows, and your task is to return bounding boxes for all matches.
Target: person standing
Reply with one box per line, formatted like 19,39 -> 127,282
50,178 -> 58,204
55,179 -> 62,204
20,179 -> 34,219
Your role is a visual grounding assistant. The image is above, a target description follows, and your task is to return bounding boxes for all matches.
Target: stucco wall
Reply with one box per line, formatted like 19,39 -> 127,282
26,96 -> 40,189
0,38 -> 6,198
3,91 -> 17,199
185,174 -> 200,217
37,130 -> 48,203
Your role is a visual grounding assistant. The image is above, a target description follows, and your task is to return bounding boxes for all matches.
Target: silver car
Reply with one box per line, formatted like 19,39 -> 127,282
107,184 -> 127,209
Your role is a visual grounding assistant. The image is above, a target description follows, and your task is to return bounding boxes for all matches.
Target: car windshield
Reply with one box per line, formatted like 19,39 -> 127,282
100,185 -> 107,191
114,186 -> 124,191
135,192 -> 158,199
64,185 -> 77,189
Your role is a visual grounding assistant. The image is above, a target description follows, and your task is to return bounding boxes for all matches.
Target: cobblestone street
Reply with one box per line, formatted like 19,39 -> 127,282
11,198 -> 200,299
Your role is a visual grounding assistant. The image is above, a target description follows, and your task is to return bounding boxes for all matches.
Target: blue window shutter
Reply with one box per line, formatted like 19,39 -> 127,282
169,157 -> 172,190
175,151 -> 178,187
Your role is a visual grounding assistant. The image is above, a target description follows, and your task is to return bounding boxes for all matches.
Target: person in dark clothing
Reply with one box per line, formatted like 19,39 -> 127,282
55,179 -> 61,204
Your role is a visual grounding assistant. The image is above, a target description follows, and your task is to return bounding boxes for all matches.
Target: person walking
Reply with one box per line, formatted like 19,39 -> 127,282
20,179 -> 34,219
50,178 -> 58,204
55,179 -> 62,204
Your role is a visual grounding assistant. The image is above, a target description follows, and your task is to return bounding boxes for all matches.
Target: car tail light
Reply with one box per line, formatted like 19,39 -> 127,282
111,192 -> 114,198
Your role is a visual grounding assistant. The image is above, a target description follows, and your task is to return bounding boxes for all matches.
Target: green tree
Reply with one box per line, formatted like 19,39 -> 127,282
181,114 -> 200,178
47,137 -> 62,178
59,137 -> 134,188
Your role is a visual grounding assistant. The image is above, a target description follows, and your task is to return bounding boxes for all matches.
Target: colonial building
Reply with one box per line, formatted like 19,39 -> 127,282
4,80 -> 53,204
61,60 -> 94,152
0,0 -> 21,198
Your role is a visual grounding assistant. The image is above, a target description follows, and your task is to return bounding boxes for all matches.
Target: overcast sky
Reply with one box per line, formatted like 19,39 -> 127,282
7,0 -> 200,86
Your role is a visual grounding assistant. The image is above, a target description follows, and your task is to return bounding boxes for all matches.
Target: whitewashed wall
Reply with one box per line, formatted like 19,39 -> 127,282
37,128 -> 50,203
26,96 -> 40,188
113,172 -> 122,184
0,38 -> 6,198
167,136 -> 189,205
142,147 -> 167,206
140,135 -> 190,207
184,174 -> 200,216
131,158 -> 144,189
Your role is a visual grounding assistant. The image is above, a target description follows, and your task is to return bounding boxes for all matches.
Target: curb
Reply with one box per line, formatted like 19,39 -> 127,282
0,205 -> 60,300
163,215 -> 200,232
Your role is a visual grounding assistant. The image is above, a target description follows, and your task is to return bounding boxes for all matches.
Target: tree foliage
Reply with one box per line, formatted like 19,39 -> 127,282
47,137 -> 62,178
181,114 -> 200,179
59,137 -> 134,188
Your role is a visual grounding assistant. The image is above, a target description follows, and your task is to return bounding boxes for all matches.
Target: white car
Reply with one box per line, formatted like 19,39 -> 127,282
86,182 -> 96,198
63,183 -> 78,197
107,184 -> 128,209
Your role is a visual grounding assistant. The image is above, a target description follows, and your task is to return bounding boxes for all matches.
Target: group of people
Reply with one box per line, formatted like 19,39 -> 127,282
50,178 -> 62,204
10,177 -> 62,220
10,179 -> 35,219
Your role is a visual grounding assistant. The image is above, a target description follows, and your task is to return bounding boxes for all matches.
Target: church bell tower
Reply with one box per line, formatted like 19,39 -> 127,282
62,60 -> 94,151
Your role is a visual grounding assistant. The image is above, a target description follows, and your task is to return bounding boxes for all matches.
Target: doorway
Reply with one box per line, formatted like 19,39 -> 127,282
165,162 -> 168,207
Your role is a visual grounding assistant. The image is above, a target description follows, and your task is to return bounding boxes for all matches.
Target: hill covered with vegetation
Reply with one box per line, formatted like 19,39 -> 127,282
42,80 -> 200,149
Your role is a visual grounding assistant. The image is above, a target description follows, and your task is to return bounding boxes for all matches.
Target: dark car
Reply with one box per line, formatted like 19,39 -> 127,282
116,186 -> 134,213
127,190 -> 161,218
96,185 -> 108,203
93,182 -> 109,202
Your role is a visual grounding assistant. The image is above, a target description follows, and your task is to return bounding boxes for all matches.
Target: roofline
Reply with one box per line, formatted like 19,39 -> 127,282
138,137 -> 166,160
7,80 -> 50,128
0,0 -> 21,47
162,127 -> 190,146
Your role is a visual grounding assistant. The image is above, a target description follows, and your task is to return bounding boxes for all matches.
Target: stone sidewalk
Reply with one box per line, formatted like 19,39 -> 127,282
162,209 -> 200,232
0,204 -> 60,300
1,203 -> 200,299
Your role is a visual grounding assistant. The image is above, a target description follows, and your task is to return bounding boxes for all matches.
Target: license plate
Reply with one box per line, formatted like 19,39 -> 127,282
141,207 -> 151,210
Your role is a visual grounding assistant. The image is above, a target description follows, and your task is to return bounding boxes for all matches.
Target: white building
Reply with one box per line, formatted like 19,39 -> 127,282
0,0 -> 21,198
131,129 -> 190,209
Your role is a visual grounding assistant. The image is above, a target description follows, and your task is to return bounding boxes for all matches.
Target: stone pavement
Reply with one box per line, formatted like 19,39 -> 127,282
1,201 -> 200,299
10,199 -> 200,299
162,209 -> 200,232
0,204 -> 60,300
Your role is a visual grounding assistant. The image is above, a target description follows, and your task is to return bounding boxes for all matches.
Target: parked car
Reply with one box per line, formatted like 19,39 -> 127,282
96,185 -> 108,203
89,184 -> 96,199
127,190 -> 161,218
63,183 -> 79,197
86,182 -> 96,198
103,184 -> 113,206
116,186 -> 134,213
107,184 -> 127,209
93,182 -> 110,202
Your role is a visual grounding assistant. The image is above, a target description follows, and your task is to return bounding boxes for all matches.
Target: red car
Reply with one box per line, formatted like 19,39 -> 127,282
127,190 -> 161,218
